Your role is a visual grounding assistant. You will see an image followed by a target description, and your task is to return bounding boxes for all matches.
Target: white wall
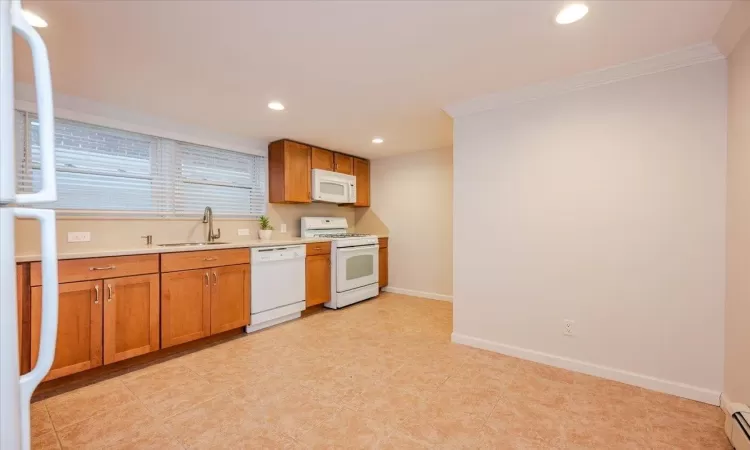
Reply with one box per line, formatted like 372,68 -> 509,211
357,148 -> 453,300
453,60 -> 727,403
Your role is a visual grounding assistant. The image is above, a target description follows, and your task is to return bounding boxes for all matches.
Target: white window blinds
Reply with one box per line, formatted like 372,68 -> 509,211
14,111 -> 267,218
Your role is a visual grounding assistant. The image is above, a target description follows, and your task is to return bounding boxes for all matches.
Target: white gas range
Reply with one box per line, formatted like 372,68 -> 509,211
301,217 -> 380,309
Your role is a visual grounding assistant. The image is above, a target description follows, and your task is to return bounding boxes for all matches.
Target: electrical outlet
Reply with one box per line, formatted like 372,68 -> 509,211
237,229 -> 250,236
67,232 -> 91,243
280,223 -> 287,233
563,319 -> 575,336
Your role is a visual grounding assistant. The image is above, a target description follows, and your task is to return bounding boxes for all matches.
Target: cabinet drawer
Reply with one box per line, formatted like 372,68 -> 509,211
378,238 -> 388,248
30,254 -> 159,286
306,242 -> 331,256
161,248 -> 250,272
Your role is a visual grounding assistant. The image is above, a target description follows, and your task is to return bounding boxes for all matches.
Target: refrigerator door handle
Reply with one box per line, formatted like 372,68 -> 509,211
11,0 -> 56,204
16,208 -> 58,450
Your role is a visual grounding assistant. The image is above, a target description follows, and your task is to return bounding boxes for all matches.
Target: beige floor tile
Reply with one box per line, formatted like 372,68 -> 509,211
430,374 -> 503,419
136,373 -> 228,419
486,395 -> 565,447
296,407 -> 390,450
344,383 -> 427,426
30,401 -> 54,437
44,378 -> 138,431
32,430 -> 60,450
56,401 -> 162,449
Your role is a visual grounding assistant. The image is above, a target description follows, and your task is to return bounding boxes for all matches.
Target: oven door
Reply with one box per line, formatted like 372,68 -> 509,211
336,244 -> 379,293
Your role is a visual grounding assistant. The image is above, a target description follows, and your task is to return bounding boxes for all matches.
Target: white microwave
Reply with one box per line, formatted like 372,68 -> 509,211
312,169 -> 356,204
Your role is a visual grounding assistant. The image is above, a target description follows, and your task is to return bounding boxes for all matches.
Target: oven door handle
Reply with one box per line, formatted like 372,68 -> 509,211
337,244 -> 379,252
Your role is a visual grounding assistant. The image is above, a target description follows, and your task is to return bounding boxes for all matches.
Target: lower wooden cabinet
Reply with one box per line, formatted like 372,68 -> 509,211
31,274 -> 160,380
305,254 -> 331,307
210,264 -> 250,334
378,238 -> 389,288
103,274 -> 159,364
162,264 -> 250,348
31,280 -> 103,380
161,269 -> 211,348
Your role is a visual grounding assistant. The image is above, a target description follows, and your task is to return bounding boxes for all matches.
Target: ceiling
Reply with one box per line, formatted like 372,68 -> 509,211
14,0 -> 732,159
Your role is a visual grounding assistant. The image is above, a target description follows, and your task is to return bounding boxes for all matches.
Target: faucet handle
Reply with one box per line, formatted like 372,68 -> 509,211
214,228 -> 221,240
141,235 -> 153,246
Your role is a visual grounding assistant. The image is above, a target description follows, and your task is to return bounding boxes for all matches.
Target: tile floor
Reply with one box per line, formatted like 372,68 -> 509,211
31,293 -> 730,449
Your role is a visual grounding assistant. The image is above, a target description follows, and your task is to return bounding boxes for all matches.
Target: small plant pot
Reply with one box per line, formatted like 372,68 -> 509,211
258,230 -> 272,240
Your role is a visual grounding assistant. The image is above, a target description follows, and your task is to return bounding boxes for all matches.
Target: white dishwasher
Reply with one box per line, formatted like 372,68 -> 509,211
246,245 -> 306,333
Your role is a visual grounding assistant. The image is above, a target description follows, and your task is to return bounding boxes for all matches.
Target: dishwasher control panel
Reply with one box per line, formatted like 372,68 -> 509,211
251,245 -> 306,263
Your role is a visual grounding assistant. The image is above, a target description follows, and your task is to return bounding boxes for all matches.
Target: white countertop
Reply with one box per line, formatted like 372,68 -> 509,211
15,237 -> 334,263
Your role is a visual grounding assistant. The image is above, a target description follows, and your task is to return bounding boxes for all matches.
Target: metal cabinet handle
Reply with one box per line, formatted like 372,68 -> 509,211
213,271 -> 218,285
94,285 -> 100,304
89,265 -> 116,271
107,284 -> 113,302
203,257 -> 218,262
204,272 -> 209,287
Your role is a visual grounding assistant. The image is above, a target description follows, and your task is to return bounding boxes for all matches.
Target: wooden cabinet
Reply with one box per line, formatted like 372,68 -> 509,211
17,265 -> 24,367
161,250 -> 251,347
210,264 -> 250,334
268,138 -> 371,205
269,139 -> 311,203
306,255 -> 331,307
103,274 -> 159,364
334,153 -> 354,175
161,269 -> 210,348
354,158 -> 370,207
31,281 -> 103,380
378,238 -> 389,288
311,147 -> 334,171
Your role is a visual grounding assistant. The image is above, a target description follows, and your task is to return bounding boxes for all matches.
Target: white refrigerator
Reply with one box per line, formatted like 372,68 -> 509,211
0,0 -> 59,449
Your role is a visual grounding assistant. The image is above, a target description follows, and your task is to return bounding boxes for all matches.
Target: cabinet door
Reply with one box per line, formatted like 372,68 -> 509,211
379,248 -> 389,288
306,255 -> 331,307
210,264 -> 250,335
311,147 -> 334,171
17,265 -> 23,369
31,281 -> 103,380
353,158 -> 370,207
103,274 -> 159,364
334,153 -> 354,175
161,269 -> 210,348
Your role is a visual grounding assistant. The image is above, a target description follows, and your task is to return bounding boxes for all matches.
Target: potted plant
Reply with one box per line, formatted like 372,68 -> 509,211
258,215 -> 273,240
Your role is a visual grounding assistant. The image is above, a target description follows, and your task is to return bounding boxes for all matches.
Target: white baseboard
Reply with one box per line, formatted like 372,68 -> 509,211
451,332 -> 720,405
383,286 -> 453,302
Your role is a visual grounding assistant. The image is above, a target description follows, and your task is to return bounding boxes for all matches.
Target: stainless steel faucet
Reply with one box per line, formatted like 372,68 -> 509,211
202,207 -> 221,243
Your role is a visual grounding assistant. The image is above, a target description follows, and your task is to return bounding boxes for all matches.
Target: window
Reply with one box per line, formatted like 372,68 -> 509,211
14,111 -> 267,217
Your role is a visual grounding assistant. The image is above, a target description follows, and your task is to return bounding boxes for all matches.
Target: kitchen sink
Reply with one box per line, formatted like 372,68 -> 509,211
157,242 -> 231,247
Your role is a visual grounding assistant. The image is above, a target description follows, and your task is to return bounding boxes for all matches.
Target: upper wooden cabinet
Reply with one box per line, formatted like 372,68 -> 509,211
269,139 -> 371,206
311,147 -> 334,171
269,140 -> 312,203
334,153 -> 354,175
354,158 -> 370,207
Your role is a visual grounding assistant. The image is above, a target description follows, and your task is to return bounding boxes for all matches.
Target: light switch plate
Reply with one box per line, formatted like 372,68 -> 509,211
237,228 -> 250,236
280,223 -> 287,233
67,232 -> 91,243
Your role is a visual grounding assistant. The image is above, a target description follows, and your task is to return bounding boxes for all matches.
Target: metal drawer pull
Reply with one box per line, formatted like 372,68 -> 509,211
107,284 -> 113,302
89,265 -> 116,271
94,285 -> 100,304
213,272 -> 218,285
204,272 -> 209,287
203,257 -> 218,261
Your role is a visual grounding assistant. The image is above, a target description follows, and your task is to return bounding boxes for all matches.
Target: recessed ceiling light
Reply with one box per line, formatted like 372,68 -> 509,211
22,9 -> 47,28
555,3 -> 588,25
372,137 -> 384,144
268,101 -> 285,111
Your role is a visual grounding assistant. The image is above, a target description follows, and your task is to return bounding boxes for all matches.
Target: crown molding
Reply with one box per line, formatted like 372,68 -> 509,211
443,42 -> 725,118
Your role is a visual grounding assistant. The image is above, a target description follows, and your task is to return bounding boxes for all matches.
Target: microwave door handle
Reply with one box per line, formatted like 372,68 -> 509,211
11,0 -> 56,204
16,208 -> 58,450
